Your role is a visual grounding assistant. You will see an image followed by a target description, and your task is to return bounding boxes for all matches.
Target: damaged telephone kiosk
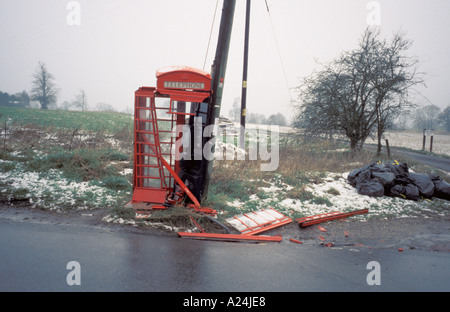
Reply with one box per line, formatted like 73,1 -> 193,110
128,0 -> 236,215
128,66 -> 217,216
126,1 -> 291,242
127,0 -> 239,217
127,0 -> 239,220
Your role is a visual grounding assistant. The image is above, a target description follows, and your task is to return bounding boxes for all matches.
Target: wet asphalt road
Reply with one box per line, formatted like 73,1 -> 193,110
391,148 -> 450,172
0,218 -> 448,293
366,144 -> 450,172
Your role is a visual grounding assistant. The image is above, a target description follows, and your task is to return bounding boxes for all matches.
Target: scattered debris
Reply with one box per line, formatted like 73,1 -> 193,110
225,208 -> 292,235
177,232 -> 283,243
318,226 -> 327,232
190,216 -> 205,233
177,208 -> 291,243
289,238 -> 303,244
296,209 -> 369,228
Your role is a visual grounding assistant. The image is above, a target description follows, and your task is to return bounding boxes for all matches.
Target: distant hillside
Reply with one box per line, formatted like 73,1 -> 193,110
0,106 -> 133,133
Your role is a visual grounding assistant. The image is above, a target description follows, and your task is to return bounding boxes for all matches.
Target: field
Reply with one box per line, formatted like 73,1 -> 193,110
0,106 -> 133,133
0,106 -> 134,214
365,130 -> 450,157
244,122 -> 450,156
1,106 -> 448,233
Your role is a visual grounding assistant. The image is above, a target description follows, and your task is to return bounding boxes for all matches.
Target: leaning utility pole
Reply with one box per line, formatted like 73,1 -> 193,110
240,0 -> 251,150
201,0 -> 237,203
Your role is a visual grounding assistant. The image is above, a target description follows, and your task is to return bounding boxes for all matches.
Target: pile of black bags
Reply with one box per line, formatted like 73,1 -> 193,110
347,161 -> 450,201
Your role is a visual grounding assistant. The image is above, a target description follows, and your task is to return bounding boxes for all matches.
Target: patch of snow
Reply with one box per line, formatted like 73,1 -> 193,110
119,168 -> 133,176
227,199 -> 245,208
226,172 -> 448,219
0,165 -> 120,211
102,214 -> 136,225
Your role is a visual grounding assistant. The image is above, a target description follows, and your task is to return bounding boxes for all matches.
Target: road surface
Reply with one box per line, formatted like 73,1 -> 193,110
390,147 -> 450,172
366,144 -> 450,173
0,214 -> 448,294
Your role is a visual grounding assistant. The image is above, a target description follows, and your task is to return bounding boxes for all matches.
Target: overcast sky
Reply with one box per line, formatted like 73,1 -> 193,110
1,0 -> 449,121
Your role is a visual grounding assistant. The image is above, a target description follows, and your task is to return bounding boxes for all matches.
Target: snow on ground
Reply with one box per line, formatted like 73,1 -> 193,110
228,172 -> 448,220
298,173 -> 435,218
1,151 -> 447,221
101,214 -> 188,232
0,162 -> 121,211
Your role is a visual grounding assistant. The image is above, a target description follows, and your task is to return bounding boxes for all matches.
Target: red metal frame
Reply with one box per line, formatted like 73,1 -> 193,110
296,209 -> 369,228
179,208 -> 291,243
177,232 -> 283,243
226,208 -> 292,236
130,67 -> 212,214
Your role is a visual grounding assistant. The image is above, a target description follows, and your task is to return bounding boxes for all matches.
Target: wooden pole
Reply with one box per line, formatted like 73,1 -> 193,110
422,128 -> 426,151
240,0 -> 251,150
385,139 -> 391,159
202,0 -> 237,204
430,135 -> 434,153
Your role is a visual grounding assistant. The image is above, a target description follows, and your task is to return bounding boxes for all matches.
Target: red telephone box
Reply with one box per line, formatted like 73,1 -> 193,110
130,66 -> 214,214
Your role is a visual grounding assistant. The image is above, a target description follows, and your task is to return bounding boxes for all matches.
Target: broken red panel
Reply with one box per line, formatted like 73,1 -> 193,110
188,204 -> 218,217
177,232 -> 283,243
189,216 -> 205,233
296,209 -> 369,228
178,209 -> 290,244
225,208 -> 292,236
152,205 -> 168,210
128,202 -> 170,219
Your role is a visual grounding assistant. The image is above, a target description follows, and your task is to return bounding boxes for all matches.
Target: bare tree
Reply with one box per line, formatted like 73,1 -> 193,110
228,97 -> 241,122
413,104 -> 441,130
74,89 -> 88,111
31,62 -> 58,109
370,29 -> 422,154
95,102 -> 115,112
438,105 -> 450,132
59,100 -> 73,111
267,113 -> 287,126
294,27 -> 422,154
247,112 -> 267,124
293,68 -> 344,141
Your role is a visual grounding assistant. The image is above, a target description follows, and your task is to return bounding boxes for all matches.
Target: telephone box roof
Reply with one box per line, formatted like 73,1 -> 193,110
156,66 -> 211,80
